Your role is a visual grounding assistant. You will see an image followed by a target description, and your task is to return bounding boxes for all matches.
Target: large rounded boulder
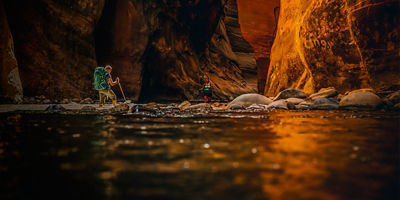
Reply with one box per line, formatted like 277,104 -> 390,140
227,93 -> 272,109
339,91 -> 383,110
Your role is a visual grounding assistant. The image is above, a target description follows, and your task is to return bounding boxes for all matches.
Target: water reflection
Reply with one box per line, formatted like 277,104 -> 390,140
0,111 -> 398,199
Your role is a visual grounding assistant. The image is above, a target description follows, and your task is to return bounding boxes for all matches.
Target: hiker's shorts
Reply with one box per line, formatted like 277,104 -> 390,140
99,89 -> 116,104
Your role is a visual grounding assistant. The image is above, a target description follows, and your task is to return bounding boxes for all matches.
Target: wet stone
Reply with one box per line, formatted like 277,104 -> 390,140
285,98 -> 305,105
228,93 -> 272,109
309,87 -> 338,100
45,104 -> 66,112
311,98 -> 339,110
274,89 -> 307,101
384,90 -> 400,105
266,100 -> 288,110
339,91 -> 383,110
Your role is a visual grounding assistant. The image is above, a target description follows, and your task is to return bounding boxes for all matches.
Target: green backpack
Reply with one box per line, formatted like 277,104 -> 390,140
94,67 -> 110,90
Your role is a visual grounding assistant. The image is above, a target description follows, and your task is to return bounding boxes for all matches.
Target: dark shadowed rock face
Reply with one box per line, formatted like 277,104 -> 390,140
1,0 -> 257,101
0,1 -> 22,102
4,0 -> 104,99
266,0 -> 400,97
97,0 -> 256,101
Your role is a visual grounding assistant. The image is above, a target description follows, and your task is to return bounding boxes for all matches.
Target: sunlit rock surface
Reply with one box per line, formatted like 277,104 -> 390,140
265,0 -> 400,97
237,0 -> 280,93
4,0 -> 105,99
0,1 -> 22,102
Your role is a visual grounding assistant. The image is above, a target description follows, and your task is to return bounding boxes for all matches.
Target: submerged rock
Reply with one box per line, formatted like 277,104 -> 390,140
46,104 -> 66,112
273,89 -> 307,101
311,98 -> 339,110
339,91 -> 383,110
228,93 -> 272,109
309,87 -> 338,100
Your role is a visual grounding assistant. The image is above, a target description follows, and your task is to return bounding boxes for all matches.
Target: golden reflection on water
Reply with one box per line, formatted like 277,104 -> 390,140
95,111 -> 398,199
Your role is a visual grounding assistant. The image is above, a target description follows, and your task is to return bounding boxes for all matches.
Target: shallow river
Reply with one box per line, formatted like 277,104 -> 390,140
0,111 -> 399,200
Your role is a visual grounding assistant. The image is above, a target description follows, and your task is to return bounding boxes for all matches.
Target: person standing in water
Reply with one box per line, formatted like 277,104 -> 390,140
95,65 -> 119,108
201,76 -> 212,103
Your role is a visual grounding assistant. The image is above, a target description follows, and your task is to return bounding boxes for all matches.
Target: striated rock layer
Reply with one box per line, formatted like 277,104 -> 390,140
4,0 -> 105,99
0,1 -> 22,102
265,0 -> 400,97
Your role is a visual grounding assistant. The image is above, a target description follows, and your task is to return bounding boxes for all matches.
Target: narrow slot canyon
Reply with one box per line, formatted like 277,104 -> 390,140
0,1 -> 399,199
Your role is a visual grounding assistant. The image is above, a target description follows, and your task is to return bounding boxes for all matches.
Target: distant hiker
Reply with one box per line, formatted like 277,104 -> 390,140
201,76 -> 212,103
94,65 -> 120,108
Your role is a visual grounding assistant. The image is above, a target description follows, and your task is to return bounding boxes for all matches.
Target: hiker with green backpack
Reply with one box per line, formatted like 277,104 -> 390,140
94,65 -> 119,108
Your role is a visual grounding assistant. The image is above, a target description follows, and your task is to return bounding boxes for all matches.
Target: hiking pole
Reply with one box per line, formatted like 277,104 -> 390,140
118,81 -> 127,102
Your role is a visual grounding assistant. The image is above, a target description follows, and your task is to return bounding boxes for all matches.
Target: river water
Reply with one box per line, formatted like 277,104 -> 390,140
0,111 -> 399,200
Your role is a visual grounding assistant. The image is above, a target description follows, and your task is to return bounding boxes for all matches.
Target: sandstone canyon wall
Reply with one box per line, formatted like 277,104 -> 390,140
237,0 -> 280,93
4,0 -> 105,99
1,0 -> 256,101
95,0 -> 257,101
0,1 -> 23,102
265,0 -> 400,96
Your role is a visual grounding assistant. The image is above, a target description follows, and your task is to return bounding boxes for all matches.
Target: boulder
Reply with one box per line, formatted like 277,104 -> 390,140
346,88 -> 376,96
309,87 -> 338,100
247,104 -> 268,110
266,99 -> 288,110
229,104 -> 244,110
285,98 -> 305,105
185,103 -> 212,111
311,98 -> 339,110
384,90 -> 400,105
228,93 -> 273,109
273,89 -> 307,101
178,101 -> 191,110
211,102 -> 227,110
339,91 -> 383,110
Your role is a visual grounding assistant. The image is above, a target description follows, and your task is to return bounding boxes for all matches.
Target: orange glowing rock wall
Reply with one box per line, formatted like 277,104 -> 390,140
237,0 -> 280,93
265,0 -> 400,96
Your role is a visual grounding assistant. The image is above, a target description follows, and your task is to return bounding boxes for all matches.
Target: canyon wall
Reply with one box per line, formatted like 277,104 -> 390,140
4,0 -> 105,99
95,0 -> 256,101
237,0 -> 280,93
266,0 -> 400,96
1,0 -> 256,101
0,1 -> 22,102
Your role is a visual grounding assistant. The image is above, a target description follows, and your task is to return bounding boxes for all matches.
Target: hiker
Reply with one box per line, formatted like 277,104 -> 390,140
94,65 -> 119,108
201,76 -> 212,103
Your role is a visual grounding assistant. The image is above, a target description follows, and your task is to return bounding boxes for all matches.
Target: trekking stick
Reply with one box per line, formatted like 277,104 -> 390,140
118,82 -> 127,102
